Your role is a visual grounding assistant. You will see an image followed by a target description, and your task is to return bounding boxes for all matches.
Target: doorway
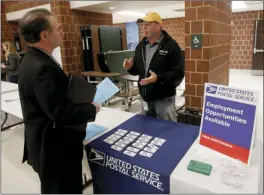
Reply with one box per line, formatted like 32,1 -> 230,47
252,20 -> 264,76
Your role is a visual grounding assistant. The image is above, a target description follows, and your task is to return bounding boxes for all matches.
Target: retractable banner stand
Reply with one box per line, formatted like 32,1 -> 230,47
199,83 -> 259,165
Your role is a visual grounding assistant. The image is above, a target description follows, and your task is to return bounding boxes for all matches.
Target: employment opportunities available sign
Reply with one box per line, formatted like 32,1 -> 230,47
199,83 -> 259,164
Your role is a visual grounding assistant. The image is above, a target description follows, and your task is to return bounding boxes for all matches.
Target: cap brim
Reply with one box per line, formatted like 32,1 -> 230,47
137,18 -> 144,23
137,17 -> 157,24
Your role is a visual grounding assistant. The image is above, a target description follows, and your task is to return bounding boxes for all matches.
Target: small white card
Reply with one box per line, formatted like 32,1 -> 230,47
151,140 -> 164,147
117,129 -> 128,134
129,131 -> 140,136
123,136 -> 135,142
111,145 -> 123,151
135,140 -> 148,146
126,134 -> 138,139
118,139 -> 131,145
137,137 -> 151,142
154,138 -> 166,143
148,144 -> 159,150
139,151 -> 153,158
123,150 -> 136,157
132,143 -> 144,149
109,134 -> 121,140
144,147 -> 158,153
103,139 -> 115,145
126,147 -> 140,153
141,134 -> 152,139
109,137 -> 120,142
115,142 -> 127,148
115,131 -> 127,136
108,136 -> 119,142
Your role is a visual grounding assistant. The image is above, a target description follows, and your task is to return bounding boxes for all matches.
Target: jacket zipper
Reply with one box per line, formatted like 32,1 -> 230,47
141,40 -> 166,98
141,48 -> 147,97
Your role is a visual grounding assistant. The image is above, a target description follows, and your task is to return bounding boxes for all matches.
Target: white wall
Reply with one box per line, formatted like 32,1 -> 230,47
6,4 -> 51,22
70,1 -> 110,9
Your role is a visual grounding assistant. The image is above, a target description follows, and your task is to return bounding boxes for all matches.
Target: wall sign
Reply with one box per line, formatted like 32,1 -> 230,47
191,34 -> 202,49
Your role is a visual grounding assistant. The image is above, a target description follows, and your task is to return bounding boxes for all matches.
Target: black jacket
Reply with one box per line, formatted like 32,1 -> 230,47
18,47 -> 96,182
128,30 -> 184,102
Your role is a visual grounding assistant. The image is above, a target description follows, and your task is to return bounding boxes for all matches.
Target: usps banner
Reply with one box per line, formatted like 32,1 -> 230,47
86,115 -> 199,194
199,83 -> 259,164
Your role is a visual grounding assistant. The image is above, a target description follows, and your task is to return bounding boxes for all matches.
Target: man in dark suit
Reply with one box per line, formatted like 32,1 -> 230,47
18,9 -> 100,194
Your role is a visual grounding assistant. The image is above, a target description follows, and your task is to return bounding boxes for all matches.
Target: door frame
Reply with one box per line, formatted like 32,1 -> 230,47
252,20 -> 263,76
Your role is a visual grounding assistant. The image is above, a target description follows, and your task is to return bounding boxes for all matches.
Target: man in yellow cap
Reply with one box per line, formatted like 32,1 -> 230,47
123,12 -> 184,121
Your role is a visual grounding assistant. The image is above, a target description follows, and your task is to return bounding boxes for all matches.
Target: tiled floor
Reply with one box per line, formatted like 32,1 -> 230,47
1,69 -> 263,194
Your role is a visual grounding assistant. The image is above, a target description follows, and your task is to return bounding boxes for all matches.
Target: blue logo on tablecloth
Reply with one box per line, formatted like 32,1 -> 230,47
89,149 -> 105,166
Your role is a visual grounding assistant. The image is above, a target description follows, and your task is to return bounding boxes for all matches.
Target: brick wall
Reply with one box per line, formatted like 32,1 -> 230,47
51,1 -> 113,73
116,10 -> 263,71
3,1 -> 262,71
185,0 -> 232,111
1,2 -> 18,60
3,0 -> 48,12
207,1 -> 231,87
114,23 -> 126,29
115,17 -> 185,49
231,10 -> 264,69
1,4 -> 18,42
2,0 -> 112,73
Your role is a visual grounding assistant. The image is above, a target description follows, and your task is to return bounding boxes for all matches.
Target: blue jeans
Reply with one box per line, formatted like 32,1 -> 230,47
141,96 -> 176,121
8,75 -> 18,84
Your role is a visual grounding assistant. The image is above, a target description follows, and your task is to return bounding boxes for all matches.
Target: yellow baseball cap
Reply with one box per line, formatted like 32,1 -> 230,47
137,12 -> 162,24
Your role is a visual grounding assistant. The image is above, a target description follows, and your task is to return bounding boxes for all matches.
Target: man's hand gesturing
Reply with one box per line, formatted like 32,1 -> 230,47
123,58 -> 133,70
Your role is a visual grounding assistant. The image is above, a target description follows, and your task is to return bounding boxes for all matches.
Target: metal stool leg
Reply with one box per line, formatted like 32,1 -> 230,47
1,112 -> 8,131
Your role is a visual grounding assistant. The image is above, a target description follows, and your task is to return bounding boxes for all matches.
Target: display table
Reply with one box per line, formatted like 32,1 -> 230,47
1,93 -> 262,194
84,108 -> 263,194
1,89 -> 23,131
85,113 -> 199,193
170,138 -> 262,194
1,81 -> 18,94
1,91 -> 22,119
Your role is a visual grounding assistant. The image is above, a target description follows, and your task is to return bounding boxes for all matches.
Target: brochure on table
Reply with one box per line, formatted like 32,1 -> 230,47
84,123 -> 108,141
199,83 -> 259,165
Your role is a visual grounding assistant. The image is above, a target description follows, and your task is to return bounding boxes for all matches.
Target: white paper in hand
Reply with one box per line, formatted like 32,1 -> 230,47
93,77 -> 120,104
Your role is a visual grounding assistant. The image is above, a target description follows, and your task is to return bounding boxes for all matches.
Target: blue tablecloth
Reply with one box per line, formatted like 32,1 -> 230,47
85,115 -> 199,194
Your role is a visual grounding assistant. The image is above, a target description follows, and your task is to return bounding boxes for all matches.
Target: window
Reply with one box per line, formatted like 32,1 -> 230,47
126,22 -> 139,50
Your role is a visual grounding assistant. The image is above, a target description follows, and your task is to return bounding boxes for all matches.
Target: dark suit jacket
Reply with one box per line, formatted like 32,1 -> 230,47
18,46 -> 96,181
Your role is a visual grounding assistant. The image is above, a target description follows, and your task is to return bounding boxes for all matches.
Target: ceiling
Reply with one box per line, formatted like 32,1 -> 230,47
70,1 -> 183,13
70,1 -> 263,24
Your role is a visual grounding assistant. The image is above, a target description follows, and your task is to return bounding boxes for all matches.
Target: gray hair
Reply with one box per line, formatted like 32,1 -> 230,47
19,9 -> 52,44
